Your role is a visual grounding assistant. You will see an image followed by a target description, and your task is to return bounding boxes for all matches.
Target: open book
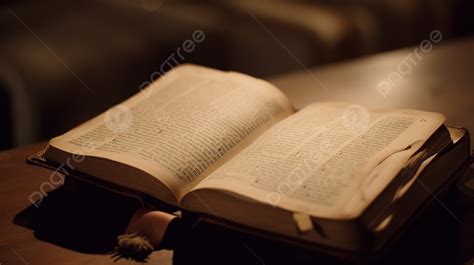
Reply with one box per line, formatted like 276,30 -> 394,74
39,64 -> 470,254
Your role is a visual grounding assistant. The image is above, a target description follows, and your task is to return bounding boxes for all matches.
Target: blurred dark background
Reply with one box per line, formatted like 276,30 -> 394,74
1,0 -> 473,150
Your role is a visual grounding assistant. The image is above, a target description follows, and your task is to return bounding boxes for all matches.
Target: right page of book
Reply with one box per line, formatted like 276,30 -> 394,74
191,102 -> 446,219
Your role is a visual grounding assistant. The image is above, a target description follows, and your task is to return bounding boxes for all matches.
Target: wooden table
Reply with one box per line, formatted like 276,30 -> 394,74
1,37 -> 473,264
271,36 -> 474,149
0,142 -> 173,264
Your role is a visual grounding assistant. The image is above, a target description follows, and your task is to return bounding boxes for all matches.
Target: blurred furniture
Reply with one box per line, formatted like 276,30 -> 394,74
270,36 -> 474,149
0,1 -> 228,150
1,37 -> 474,265
1,0 -> 472,150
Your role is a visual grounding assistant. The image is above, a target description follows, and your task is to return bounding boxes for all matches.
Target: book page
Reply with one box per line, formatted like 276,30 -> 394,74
190,102 -> 445,219
48,64 -> 293,200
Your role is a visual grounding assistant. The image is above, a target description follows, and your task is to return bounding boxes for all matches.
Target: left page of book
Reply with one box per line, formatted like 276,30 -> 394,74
47,64 -> 293,204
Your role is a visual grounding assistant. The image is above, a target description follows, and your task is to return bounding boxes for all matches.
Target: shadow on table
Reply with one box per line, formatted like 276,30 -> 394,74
13,177 -> 141,254
171,180 -> 472,265
172,195 -> 468,265
12,174 -> 472,264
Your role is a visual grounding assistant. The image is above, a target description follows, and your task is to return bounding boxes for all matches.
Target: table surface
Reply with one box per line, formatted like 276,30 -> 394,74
1,37 -> 473,265
271,36 -> 474,149
0,142 -> 174,265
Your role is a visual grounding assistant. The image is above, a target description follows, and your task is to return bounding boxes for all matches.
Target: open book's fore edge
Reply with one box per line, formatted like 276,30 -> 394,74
25,150 -> 141,201
359,126 -> 464,228
372,134 -> 471,248
25,149 -> 177,211
26,149 -> 184,212
186,147 -> 472,260
370,152 -> 472,257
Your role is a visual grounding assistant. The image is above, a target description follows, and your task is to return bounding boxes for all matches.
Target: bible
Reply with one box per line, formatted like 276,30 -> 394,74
29,64 -> 471,255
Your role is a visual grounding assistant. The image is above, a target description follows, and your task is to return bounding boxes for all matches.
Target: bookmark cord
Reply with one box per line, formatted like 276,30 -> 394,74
111,232 -> 154,262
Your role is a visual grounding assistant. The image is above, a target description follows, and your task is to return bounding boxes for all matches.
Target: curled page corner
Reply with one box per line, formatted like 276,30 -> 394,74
393,153 -> 438,201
